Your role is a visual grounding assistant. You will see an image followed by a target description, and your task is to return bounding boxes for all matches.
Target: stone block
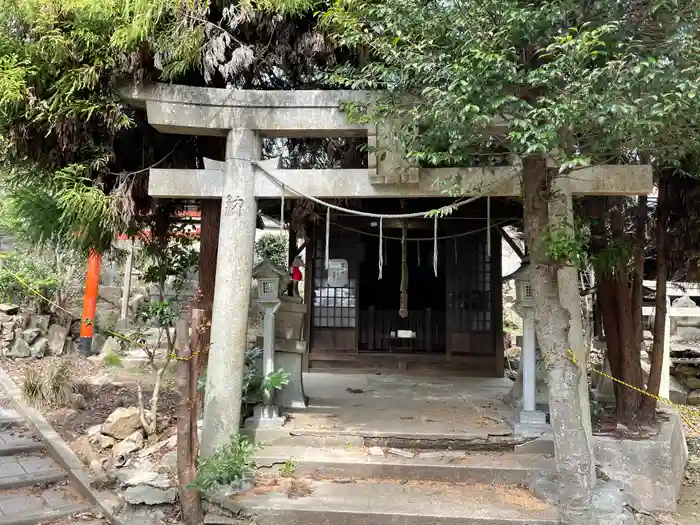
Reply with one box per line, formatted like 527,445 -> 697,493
687,390 -> 700,405
29,314 -> 50,333
6,338 -> 31,358
124,486 -> 178,505
20,328 -> 41,345
1,323 -> 14,342
0,313 -> 12,324
102,407 -> 142,440
0,304 -> 19,315
100,336 -> 122,356
274,307 -> 305,340
594,410 -> 687,512
47,324 -> 69,356
30,337 -> 48,358
273,338 -> 308,409
91,332 -> 107,355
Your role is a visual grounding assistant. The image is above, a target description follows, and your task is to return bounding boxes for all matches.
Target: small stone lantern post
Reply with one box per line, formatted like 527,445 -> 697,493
512,261 -> 549,434
248,259 -> 290,428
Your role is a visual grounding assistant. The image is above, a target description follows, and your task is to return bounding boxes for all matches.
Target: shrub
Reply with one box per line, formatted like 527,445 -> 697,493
254,233 -> 288,267
191,434 -> 260,493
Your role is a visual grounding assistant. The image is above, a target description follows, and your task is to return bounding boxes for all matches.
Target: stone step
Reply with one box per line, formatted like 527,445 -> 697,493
0,408 -> 23,428
0,486 -> 91,525
0,434 -> 43,456
0,454 -> 67,490
0,503 -> 92,525
255,446 -> 554,485
249,428 -> 524,451
209,478 -> 559,525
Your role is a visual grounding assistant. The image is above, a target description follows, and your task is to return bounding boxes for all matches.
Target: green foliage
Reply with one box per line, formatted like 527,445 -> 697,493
0,0 -> 208,253
540,218 -> 589,268
261,368 -> 291,397
241,346 -> 291,402
191,434 -> 260,493
255,233 -> 289,268
138,299 -> 178,328
280,458 -> 297,478
0,251 -> 60,309
324,0 -> 700,170
103,352 -> 124,368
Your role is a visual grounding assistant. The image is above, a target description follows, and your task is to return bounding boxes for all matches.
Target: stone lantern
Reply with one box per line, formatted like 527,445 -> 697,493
247,259 -> 290,428
509,259 -> 549,435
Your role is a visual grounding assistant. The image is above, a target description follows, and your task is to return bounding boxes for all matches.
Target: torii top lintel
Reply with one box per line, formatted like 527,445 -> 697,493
122,83 -> 653,198
121,82 -> 509,138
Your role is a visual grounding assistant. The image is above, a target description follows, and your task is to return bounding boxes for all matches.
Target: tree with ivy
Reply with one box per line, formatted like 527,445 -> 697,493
324,1 -> 700,522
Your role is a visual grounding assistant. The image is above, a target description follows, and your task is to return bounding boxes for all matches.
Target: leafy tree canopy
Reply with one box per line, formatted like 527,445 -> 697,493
0,0 -> 341,253
324,0 -> 700,170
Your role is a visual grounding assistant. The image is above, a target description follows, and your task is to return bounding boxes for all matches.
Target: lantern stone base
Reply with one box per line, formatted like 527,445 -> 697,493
244,404 -> 286,430
257,336 -> 309,409
510,410 -> 551,438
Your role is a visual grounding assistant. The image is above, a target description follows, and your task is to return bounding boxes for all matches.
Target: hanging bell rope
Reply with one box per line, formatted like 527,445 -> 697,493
487,196 -> 492,258
399,220 -> 408,319
417,239 -> 421,267
378,217 -> 384,280
433,216 -> 438,278
325,207 -> 331,270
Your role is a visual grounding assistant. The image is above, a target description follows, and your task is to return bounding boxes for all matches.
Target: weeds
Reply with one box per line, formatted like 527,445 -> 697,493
46,361 -> 74,406
103,352 -> 123,368
191,434 -> 260,493
280,458 -> 297,478
283,478 -> 313,499
22,362 -> 77,408
22,368 -> 46,407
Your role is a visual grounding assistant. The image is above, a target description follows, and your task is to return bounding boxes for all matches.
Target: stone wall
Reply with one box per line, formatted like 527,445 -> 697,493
0,305 -> 71,358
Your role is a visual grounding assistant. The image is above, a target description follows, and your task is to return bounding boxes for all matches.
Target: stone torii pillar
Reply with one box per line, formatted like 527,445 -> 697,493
200,129 -> 261,457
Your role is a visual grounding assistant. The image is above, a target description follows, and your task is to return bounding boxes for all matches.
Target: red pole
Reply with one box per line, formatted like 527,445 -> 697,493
78,250 -> 101,357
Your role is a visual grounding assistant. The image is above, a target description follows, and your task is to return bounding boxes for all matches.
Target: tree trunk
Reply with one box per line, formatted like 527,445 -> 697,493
176,313 -> 204,525
641,174 -> 668,421
521,157 -> 594,524
605,199 -> 644,422
598,275 -> 625,407
197,199 -> 221,383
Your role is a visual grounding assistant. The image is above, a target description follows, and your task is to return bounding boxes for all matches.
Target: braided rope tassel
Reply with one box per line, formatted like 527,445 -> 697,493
378,218 -> 383,280
325,207 -> 330,270
433,216 -> 438,277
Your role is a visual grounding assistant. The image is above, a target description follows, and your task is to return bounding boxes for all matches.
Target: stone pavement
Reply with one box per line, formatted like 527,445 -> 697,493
0,400 -> 99,525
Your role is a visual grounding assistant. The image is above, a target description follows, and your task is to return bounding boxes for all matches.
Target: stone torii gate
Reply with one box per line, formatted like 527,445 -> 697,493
123,83 -> 653,456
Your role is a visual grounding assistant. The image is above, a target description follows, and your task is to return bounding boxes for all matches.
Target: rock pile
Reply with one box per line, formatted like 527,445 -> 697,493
71,405 -> 185,519
0,305 -> 72,359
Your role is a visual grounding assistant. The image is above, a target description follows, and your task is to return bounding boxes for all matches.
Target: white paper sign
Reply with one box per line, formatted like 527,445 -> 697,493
328,259 -> 349,287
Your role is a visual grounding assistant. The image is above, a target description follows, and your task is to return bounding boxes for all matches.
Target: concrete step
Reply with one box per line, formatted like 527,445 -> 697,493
249,428 -> 525,451
0,408 -> 23,428
0,432 -> 43,456
0,454 -> 67,490
255,446 -> 554,485
0,486 -> 92,525
209,478 -> 559,525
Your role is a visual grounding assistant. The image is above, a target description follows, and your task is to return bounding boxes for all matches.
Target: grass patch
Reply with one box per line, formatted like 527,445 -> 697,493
103,352 -> 123,368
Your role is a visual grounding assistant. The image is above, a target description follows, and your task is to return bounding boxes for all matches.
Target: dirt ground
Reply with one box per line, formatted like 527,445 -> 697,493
2,354 -> 700,524
677,434 -> 700,524
0,355 -> 179,443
